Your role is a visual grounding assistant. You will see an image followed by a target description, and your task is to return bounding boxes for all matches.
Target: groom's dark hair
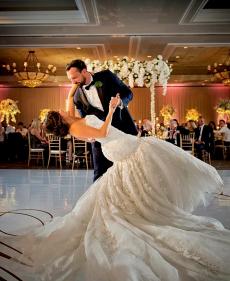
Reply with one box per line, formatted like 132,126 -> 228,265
44,111 -> 69,137
66,59 -> 87,72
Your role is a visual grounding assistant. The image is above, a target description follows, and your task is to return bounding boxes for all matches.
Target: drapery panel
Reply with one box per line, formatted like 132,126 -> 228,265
0,85 -> 229,126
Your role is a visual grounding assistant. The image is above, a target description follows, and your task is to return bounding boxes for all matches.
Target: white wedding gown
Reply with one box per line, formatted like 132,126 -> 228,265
2,115 -> 230,281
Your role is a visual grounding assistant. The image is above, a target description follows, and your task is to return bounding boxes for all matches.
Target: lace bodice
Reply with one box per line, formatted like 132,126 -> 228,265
85,115 -> 140,161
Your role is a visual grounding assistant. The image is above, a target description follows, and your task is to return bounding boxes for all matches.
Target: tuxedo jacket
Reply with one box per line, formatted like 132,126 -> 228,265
73,70 -> 138,136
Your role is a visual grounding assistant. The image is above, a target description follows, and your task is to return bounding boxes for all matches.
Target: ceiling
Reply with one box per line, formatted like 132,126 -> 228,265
0,0 -> 230,87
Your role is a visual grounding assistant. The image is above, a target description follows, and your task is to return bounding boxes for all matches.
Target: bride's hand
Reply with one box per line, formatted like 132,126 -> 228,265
109,94 -> 120,113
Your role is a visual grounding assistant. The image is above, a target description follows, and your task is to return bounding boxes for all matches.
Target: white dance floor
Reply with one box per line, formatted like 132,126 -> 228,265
0,169 -> 230,235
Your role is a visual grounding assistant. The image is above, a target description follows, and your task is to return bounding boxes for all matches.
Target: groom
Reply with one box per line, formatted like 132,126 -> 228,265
66,59 -> 138,181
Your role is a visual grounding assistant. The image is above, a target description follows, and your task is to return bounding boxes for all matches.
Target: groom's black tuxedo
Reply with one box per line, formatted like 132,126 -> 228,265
74,70 -> 137,135
73,69 -> 138,180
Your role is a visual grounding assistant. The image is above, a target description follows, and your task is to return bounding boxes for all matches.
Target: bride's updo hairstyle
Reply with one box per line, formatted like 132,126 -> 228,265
45,111 -> 69,137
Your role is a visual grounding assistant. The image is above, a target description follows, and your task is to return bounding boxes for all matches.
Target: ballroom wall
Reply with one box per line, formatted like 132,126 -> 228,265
130,85 -> 230,124
0,85 -> 229,126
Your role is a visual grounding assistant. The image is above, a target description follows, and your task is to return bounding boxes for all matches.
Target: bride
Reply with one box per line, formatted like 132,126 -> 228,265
1,95 -> 230,281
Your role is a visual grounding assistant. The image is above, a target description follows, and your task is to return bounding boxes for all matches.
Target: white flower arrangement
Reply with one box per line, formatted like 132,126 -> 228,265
85,55 -> 172,95
0,98 -> 20,124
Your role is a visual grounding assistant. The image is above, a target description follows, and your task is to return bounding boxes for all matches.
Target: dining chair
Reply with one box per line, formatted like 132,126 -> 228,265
47,134 -> 66,169
27,133 -> 44,167
72,137 -> 91,170
214,135 -> 227,160
180,133 -> 195,156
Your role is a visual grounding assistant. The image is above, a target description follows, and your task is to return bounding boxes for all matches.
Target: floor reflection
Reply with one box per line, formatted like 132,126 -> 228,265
0,169 -> 230,233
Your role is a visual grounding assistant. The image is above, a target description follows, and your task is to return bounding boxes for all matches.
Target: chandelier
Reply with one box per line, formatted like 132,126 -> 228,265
3,50 -> 57,88
207,50 -> 230,85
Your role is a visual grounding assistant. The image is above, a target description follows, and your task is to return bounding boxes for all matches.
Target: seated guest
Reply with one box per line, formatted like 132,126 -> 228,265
16,121 -> 28,138
0,121 -> 5,143
217,120 -> 230,146
218,119 -> 226,130
5,123 -> 15,135
29,118 -> 48,148
208,121 -> 217,156
29,118 -> 49,164
141,119 -> 152,137
0,121 -> 6,161
156,122 -> 168,139
7,130 -> 25,161
15,121 -> 28,160
214,119 -> 228,144
183,120 -> 197,135
4,123 -> 21,161
208,121 -> 217,131
194,116 -> 214,159
166,119 -> 181,146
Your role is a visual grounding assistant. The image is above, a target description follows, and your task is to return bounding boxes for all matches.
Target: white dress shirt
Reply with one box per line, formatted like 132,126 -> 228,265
83,77 -> 104,112
219,126 -> 230,142
198,124 -> 204,141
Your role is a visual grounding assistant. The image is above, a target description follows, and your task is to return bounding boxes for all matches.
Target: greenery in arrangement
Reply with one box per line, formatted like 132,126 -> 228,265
0,98 -> 20,124
185,108 -> 200,121
216,99 -> 230,116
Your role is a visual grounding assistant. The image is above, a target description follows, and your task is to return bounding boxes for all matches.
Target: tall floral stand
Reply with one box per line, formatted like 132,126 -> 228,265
150,84 -> 156,135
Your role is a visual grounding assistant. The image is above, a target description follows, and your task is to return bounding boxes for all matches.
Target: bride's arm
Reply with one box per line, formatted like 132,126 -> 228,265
69,95 -> 119,139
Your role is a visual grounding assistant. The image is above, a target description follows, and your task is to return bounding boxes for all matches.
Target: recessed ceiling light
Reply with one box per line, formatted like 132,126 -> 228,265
147,55 -> 152,58
184,46 -> 188,49
176,55 -> 180,59
76,47 -> 81,50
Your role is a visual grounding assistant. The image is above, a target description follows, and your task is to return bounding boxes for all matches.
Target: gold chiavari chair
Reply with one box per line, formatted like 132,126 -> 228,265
27,132 -> 44,167
214,134 -> 227,160
47,134 -> 66,169
72,137 -> 92,170
180,132 -> 195,156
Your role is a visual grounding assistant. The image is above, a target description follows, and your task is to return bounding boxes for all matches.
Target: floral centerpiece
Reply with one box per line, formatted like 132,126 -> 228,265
160,104 -> 175,124
216,99 -> 230,119
0,98 -> 20,124
39,108 -> 50,122
185,108 -> 200,121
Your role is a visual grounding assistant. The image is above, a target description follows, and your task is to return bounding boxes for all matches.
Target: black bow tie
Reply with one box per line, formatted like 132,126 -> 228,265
85,80 -> 95,90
